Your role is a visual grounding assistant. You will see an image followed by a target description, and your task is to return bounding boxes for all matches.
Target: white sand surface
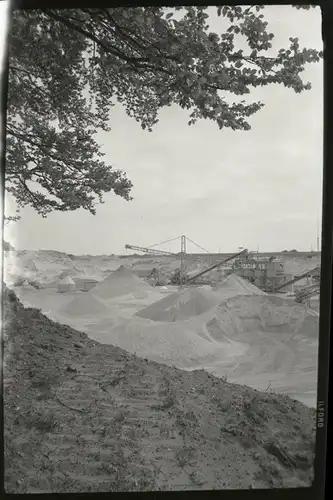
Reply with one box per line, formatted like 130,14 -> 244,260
6,254 -> 320,407
17,281 -> 37,292
215,273 -> 267,296
91,265 -> 152,300
136,287 -> 221,322
191,295 -> 319,406
75,313 -> 247,369
53,289 -> 319,406
62,293 -> 108,316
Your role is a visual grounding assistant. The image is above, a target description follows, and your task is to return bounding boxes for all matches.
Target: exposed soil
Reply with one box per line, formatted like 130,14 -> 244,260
3,286 -> 316,493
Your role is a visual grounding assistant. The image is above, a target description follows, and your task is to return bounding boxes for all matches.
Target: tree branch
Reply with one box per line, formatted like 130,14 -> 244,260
7,127 -> 88,179
101,8 -> 182,64
42,9 -> 173,76
17,176 -> 45,207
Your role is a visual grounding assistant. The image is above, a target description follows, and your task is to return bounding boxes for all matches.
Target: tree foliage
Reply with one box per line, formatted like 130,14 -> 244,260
6,5 -> 322,218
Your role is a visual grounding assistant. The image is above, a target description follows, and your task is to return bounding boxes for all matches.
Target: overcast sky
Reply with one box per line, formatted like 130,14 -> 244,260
2,4 -> 323,255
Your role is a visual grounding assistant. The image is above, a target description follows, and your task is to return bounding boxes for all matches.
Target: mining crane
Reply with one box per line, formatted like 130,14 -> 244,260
125,244 -> 178,256
187,248 -> 248,283
125,243 -> 205,262
274,266 -> 320,292
125,240 -> 248,287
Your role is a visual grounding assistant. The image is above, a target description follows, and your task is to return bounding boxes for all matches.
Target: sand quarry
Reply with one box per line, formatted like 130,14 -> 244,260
7,252 -> 319,408
3,249 -> 320,492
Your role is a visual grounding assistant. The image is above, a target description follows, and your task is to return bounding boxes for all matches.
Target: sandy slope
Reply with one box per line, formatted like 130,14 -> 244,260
215,274 -> 267,296
3,249 -> 321,289
77,298 -> 318,407
135,287 -> 221,322
3,250 -> 122,287
91,265 -> 153,300
195,295 -> 319,407
11,270 -> 319,407
3,287 -> 316,492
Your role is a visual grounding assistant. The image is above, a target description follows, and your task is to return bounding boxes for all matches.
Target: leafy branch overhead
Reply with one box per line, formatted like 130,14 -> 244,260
6,5 -> 322,217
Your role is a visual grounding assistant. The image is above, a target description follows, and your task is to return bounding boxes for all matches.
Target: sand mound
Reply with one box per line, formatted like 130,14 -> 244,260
18,280 -> 37,291
92,265 -> 152,300
206,295 -> 319,342
136,287 -> 220,322
62,293 -> 109,316
214,273 -> 266,300
92,315 -> 241,368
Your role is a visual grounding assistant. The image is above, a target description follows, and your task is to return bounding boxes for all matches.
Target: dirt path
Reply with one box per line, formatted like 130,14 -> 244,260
3,287 -> 316,493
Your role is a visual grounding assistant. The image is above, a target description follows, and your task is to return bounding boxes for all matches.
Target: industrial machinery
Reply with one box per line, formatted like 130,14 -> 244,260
153,248 -> 248,286
295,282 -> 320,304
187,249 -> 248,284
125,242 -> 206,262
229,253 -> 288,292
125,237 -> 247,287
169,250 -> 248,286
126,236 -> 207,287
274,266 -> 320,292
125,244 -> 179,257
125,238 -> 322,296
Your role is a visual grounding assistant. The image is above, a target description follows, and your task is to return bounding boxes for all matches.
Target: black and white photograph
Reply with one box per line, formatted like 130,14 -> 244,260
1,1 -> 326,494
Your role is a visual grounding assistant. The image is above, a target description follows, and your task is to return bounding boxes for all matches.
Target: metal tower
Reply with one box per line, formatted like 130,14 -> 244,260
317,216 -> 320,252
180,235 -> 187,288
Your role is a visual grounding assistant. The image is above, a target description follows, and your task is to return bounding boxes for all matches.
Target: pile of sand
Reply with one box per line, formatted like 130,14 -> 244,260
214,274 -> 266,299
136,287 -> 220,322
79,291 -> 319,407
206,294 -> 319,342
88,314 -> 238,368
61,266 -> 154,318
19,280 -> 37,292
62,293 -> 109,317
92,265 -> 152,300
7,251 -> 85,289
